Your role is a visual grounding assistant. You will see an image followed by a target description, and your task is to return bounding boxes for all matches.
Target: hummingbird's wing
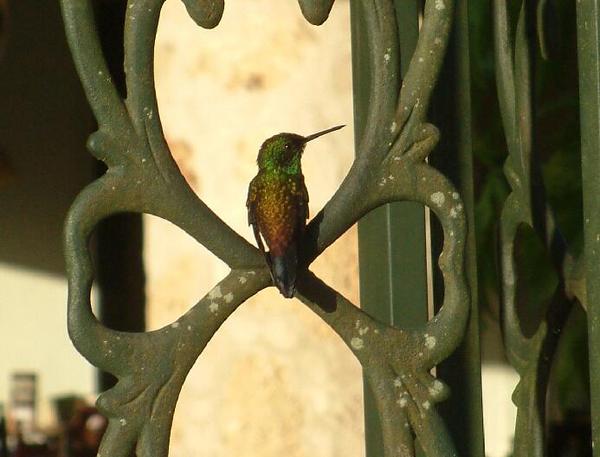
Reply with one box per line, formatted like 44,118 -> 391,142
246,179 -> 259,232
246,177 -> 269,263
252,225 -> 269,266
295,176 -> 309,229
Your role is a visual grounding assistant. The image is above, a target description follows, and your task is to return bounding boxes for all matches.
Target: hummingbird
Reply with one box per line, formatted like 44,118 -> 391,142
247,125 -> 345,298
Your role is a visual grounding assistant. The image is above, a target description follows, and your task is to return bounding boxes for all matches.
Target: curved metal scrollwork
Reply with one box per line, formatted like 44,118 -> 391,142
493,1 -> 580,456
60,1 -> 468,456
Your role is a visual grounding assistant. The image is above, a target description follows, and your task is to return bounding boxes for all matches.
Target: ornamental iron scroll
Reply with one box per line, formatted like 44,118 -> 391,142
493,2 -> 581,456
61,1 -> 469,456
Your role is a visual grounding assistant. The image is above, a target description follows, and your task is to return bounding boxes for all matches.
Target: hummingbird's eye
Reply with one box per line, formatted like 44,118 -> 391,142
284,143 -> 290,150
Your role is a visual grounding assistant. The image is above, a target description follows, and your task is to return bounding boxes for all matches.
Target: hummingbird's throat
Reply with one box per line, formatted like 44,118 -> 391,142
263,154 -> 302,175
283,155 -> 301,175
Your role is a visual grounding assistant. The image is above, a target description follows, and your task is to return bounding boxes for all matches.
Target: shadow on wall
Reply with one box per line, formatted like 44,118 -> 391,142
0,0 -> 96,275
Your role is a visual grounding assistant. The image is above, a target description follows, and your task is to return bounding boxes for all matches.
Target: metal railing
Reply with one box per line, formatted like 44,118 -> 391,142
60,1 -> 598,456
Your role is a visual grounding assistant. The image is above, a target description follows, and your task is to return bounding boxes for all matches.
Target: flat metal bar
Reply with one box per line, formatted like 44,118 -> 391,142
429,0 -> 485,455
576,1 -> 600,452
350,2 -> 426,456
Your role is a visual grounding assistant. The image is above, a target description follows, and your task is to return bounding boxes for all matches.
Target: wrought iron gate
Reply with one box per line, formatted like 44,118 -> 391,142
59,1 -> 599,456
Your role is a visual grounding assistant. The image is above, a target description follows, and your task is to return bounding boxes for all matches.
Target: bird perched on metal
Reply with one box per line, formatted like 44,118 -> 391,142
246,125 -> 344,298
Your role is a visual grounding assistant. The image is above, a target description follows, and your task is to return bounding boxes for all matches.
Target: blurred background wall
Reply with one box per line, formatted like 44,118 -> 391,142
0,0 -> 96,429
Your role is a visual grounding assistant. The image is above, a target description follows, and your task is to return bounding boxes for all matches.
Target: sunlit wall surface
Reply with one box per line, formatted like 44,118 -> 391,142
0,264 -> 95,427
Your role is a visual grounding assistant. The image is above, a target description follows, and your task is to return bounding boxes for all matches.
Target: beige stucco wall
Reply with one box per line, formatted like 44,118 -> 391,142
148,1 -> 364,456
0,264 -> 95,428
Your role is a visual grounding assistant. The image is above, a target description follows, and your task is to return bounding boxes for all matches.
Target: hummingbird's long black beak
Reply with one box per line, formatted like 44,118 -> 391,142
303,124 -> 345,142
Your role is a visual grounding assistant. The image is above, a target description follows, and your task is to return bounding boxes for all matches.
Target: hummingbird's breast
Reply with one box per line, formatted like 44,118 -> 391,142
254,173 -> 307,257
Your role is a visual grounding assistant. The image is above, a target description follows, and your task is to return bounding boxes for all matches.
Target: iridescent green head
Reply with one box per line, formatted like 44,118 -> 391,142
257,125 -> 344,174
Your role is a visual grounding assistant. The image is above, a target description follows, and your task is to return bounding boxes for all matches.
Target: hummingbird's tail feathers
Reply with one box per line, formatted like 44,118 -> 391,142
269,245 -> 298,299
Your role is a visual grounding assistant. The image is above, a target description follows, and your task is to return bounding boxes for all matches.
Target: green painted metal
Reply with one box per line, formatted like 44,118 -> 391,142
576,0 -> 600,452
429,1 -> 485,455
61,0 -> 472,455
493,1 -> 577,456
351,2 -> 426,456
355,1 -> 486,456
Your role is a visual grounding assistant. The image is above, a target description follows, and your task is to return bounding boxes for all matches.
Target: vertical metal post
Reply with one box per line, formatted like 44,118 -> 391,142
350,2 -> 425,455
93,0 -> 146,391
576,1 -> 600,452
429,0 -> 485,455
